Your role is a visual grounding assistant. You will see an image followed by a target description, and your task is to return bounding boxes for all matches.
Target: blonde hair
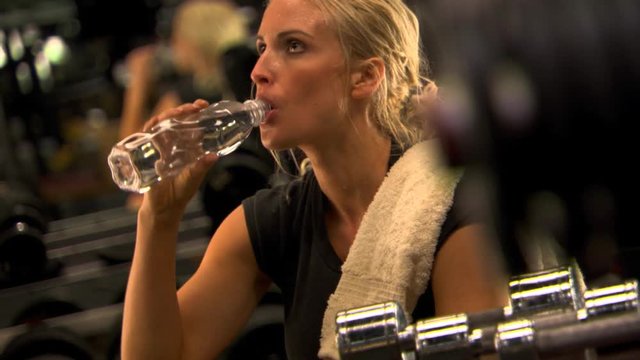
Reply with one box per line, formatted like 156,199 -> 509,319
309,0 -> 428,150
172,0 -> 249,63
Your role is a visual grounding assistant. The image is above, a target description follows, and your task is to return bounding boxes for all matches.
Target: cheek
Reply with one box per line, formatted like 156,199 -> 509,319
298,82 -> 346,140
291,69 -> 345,117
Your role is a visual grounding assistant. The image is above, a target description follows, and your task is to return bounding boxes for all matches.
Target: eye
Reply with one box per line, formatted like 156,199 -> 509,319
287,39 -> 305,54
256,42 -> 266,55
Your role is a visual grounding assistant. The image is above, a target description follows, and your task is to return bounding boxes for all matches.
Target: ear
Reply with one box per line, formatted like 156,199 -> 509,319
350,57 -> 385,99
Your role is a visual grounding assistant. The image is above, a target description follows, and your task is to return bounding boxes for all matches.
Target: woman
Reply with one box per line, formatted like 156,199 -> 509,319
121,0 -> 508,359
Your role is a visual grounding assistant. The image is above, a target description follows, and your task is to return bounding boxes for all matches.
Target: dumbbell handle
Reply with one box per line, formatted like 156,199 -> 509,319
537,312 -> 640,356
423,279 -> 639,358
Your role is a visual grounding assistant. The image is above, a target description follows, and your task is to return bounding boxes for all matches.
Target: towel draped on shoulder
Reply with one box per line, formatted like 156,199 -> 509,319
318,140 -> 462,359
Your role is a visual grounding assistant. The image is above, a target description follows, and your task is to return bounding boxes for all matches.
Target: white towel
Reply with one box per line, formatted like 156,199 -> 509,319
318,140 -> 462,359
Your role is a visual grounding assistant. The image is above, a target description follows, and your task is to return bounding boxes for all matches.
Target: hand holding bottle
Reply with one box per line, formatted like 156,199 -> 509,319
137,100 -> 219,219
108,98 -> 269,194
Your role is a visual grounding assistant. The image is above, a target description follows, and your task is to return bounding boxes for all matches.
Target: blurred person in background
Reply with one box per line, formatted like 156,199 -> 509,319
118,0 -> 255,210
120,0 -> 509,359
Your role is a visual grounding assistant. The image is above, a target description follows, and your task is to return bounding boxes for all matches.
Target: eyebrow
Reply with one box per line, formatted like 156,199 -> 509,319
256,29 -> 314,42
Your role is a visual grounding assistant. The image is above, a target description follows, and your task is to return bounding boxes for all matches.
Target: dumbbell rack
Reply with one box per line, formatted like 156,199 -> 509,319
336,265 -> 640,360
0,199 -> 212,357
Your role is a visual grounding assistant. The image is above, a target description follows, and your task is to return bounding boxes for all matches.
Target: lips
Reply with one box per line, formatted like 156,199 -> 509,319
256,96 -> 277,125
262,108 -> 277,125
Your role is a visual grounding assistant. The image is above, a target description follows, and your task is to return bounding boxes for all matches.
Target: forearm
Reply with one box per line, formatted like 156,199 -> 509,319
121,210 -> 184,360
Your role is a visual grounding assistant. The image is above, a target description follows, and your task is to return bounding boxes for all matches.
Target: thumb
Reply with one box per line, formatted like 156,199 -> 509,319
189,153 -> 219,180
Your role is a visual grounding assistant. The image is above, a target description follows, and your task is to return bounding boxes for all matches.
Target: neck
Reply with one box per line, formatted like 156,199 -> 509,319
302,122 -> 391,226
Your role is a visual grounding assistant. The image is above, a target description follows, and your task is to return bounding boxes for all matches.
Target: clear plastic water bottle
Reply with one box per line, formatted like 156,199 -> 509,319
108,99 -> 270,193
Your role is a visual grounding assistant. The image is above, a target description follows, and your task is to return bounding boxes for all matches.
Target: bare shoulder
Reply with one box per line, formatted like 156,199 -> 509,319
431,224 -> 510,315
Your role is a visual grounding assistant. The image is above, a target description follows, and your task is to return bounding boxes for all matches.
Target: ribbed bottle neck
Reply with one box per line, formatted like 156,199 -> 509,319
243,99 -> 270,127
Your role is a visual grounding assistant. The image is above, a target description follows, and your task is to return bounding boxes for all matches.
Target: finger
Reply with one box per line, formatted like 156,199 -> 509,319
155,104 -> 195,121
184,153 -> 219,189
142,116 -> 163,132
194,153 -> 218,174
193,99 -> 209,109
143,101 -> 209,131
159,100 -> 207,120
195,153 -> 218,173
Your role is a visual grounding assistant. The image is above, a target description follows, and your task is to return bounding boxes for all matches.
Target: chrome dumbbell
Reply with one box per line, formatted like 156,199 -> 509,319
506,265 -> 586,317
336,268 -> 638,359
336,302 -> 412,360
494,279 -> 638,360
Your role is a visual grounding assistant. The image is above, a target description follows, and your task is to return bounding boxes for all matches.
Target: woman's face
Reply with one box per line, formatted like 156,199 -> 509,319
251,0 -> 350,151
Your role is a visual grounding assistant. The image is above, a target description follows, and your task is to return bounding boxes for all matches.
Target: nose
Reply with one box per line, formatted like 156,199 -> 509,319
251,52 -> 272,88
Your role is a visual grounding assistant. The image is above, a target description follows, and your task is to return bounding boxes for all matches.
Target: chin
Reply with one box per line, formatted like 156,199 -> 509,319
259,130 -> 297,152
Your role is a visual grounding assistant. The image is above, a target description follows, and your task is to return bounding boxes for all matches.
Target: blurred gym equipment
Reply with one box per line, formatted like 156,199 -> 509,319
2,325 -> 94,360
422,0 -> 640,281
1,85 -> 60,289
0,198 -> 287,358
0,181 -> 60,288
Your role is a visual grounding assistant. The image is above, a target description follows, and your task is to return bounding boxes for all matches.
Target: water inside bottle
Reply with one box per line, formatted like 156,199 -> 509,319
200,110 -> 254,156
108,100 -> 263,193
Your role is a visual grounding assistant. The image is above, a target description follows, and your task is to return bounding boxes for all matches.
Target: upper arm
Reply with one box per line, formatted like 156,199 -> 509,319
177,205 -> 271,359
431,224 -> 510,316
